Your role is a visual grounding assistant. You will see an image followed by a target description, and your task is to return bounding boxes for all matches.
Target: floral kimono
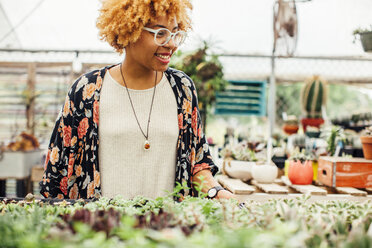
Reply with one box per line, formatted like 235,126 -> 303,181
40,65 -> 218,199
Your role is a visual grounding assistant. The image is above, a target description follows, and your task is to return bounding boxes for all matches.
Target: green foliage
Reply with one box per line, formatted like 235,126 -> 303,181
192,175 -> 208,198
326,84 -> 372,119
171,41 -> 228,111
276,83 -> 372,123
276,83 -> 303,122
353,25 -> 372,35
1,195 -> 372,247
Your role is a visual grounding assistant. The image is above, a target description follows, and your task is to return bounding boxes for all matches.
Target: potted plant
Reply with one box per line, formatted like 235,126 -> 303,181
219,141 -> 261,181
0,132 -> 41,179
360,126 -> 372,160
287,151 -> 314,185
271,145 -> 287,170
251,161 -> 278,184
305,126 -> 321,138
250,138 -> 279,184
353,26 -> 372,52
172,41 -> 228,132
282,115 -> 299,135
300,75 -> 327,132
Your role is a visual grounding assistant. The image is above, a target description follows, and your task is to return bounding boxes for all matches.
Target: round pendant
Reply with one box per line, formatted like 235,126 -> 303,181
144,140 -> 150,150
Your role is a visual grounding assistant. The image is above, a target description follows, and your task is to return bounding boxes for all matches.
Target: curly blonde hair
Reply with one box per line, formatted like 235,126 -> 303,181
96,0 -> 192,54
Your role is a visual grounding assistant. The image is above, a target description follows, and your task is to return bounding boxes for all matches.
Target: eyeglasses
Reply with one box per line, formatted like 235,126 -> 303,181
143,27 -> 187,47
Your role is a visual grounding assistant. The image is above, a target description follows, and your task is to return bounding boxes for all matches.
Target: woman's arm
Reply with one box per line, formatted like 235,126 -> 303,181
192,169 -> 236,200
39,75 -> 82,199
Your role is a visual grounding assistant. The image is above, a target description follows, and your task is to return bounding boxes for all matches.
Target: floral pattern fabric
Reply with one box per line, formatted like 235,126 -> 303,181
40,65 -> 218,199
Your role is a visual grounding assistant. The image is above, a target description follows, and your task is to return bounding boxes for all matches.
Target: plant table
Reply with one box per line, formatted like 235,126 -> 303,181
217,174 -> 372,203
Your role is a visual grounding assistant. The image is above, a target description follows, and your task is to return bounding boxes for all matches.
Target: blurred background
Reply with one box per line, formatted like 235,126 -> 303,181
0,0 -> 372,197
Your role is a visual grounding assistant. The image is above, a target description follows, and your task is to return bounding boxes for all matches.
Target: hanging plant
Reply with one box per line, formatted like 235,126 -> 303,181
353,26 -> 372,52
172,41 -> 228,131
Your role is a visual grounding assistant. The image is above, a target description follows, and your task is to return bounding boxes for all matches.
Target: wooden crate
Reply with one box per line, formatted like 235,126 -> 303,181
318,156 -> 372,188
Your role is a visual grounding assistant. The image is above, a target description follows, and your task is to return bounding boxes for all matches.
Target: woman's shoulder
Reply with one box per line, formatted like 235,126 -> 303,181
166,67 -> 194,88
70,67 -> 107,95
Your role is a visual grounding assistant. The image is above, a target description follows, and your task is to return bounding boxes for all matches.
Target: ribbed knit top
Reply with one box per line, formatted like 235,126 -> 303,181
98,70 -> 178,199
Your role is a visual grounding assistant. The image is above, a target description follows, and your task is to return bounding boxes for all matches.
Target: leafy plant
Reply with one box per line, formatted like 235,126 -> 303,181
1,195 -> 372,247
353,26 -> 372,35
172,41 -> 228,130
353,25 -> 372,42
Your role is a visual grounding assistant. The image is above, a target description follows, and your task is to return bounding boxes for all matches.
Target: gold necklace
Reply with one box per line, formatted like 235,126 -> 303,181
119,63 -> 157,150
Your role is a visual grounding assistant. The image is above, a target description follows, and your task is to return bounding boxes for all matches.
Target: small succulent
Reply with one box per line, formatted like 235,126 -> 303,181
363,126 -> 372,136
289,148 -> 316,163
219,142 -> 257,162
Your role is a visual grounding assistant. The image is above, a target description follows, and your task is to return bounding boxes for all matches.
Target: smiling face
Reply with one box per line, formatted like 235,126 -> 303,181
124,16 -> 179,72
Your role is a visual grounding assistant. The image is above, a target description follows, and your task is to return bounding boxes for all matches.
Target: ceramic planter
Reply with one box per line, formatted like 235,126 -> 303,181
288,160 -> 313,185
305,131 -> 320,138
0,150 -> 42,178
360,31 -> 372,52
222,159 -> 254,181
301,118 -> 324,132
272,155 -> 286,169
360,136 -> 372,160
251,163 -> 278,183
284,160 -> 318,181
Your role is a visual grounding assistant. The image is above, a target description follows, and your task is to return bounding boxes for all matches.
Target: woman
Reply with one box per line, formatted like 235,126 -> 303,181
40,0 -> 235,201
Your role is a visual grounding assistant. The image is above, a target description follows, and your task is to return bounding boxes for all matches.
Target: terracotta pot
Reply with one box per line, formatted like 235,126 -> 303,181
283,124 -> 299,135
251,163 -> 278,183
301,118 -> 324,132
360,136 -> 372,160
288,160 -> 313,185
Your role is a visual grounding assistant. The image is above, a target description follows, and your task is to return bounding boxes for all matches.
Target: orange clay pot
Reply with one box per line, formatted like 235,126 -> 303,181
283,124 -> 299,135
288,160 -> 313,185
360,136 -> 372,160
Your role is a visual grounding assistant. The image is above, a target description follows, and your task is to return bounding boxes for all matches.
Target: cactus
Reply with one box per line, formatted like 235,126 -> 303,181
300,75 -> 327,118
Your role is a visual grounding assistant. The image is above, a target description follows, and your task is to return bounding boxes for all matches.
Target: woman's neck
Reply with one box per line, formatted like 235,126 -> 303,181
117,60 -> 160,90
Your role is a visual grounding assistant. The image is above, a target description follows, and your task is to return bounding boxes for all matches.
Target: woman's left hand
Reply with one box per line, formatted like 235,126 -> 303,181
216,189 -> 237,200
217,190 -> 246,209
